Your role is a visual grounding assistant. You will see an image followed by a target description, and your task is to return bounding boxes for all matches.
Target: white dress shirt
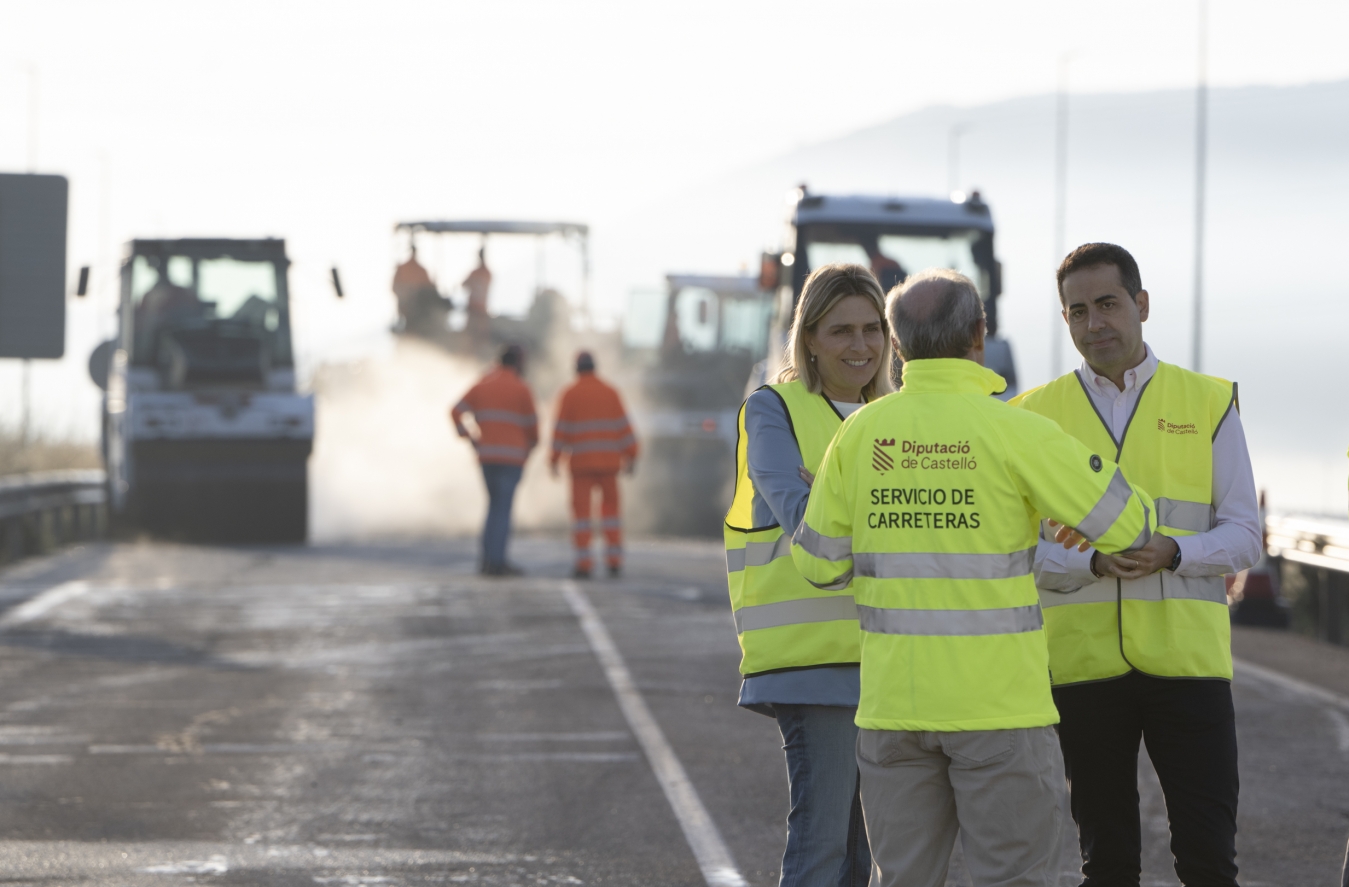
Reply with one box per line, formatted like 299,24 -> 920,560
1034,345 -> 1262,591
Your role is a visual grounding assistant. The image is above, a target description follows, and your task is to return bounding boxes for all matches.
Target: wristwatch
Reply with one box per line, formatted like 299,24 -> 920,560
1166,541 -> 1183,573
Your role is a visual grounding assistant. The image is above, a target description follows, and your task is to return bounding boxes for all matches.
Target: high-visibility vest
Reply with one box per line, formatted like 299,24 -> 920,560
791,359 -> 1155,732
550,373 -> 638,474
1012,362 -> 1237,685
452,367 -> 538,465
724,381 -> 861,677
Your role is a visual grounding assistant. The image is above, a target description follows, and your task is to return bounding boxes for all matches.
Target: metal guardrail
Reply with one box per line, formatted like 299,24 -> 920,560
1264,514 -> 1349,645
0,470 -> 107,564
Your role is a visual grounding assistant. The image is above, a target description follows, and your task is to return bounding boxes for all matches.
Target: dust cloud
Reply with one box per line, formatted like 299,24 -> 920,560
308,337 -> 572,543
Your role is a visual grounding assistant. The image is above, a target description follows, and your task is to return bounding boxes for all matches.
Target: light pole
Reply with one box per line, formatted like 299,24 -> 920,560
1051,53 -> 1073,379
1192,0 -> 1209,373
947,123 -> 971,198
20,63 -> 39,448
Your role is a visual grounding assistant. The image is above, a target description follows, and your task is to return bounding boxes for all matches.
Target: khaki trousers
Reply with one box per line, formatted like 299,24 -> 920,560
856,726 -> 1067,887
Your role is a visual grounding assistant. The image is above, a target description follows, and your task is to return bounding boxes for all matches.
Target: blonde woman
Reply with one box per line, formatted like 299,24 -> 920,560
724,263 -> 890,886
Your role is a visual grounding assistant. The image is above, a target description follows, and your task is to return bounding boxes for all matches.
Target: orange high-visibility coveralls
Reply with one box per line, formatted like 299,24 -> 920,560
550,371 -> 637,572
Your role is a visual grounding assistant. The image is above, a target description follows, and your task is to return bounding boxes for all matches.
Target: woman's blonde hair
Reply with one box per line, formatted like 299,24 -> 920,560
776,262 -> 891,400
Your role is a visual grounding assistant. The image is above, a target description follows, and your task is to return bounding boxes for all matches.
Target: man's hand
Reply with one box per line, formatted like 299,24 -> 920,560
798,466 -> 816,487
1046,519 -> 1090,552
1093,533 -> 1179,580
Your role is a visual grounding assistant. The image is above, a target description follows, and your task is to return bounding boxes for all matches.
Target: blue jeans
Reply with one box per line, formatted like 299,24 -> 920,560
775,704 -> 870,887
480,463 -> 522,569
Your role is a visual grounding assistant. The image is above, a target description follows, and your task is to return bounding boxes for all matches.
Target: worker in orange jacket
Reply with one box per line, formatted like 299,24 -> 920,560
550,351 -> 638,578
451,344 -> 538,576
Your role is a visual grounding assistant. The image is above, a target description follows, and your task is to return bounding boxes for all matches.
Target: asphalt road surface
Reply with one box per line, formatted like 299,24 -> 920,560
0,535 -> 1344,886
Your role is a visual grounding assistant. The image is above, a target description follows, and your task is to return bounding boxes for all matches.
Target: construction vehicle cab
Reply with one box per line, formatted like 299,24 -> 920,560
94,238 -> 312,541
763,188 -> 1017,396
623,274 -> 774,535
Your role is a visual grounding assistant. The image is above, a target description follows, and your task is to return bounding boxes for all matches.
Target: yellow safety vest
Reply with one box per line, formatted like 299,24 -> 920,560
791,359 -> 1155,732
1012,362 -> 1237,685
724,380 -> 861,677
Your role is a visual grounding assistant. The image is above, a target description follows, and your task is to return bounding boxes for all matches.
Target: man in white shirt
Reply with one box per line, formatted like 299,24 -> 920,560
1013,242 -> 1260,887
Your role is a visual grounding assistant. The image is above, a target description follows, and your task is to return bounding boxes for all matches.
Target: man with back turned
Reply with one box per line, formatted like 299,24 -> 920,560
792,268 -> 1157,887
1013,242 -> 1260,886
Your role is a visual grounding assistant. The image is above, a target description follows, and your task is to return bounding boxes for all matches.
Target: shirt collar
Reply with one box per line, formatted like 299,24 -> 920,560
1080,343 -> 1157,397
900,358 -> 1008,395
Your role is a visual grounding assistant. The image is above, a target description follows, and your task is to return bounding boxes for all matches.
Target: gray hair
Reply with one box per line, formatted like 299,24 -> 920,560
886,268 -> 985,361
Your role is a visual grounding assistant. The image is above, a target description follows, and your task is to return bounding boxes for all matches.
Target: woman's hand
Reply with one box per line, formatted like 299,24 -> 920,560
798,466 -> 816,487
1046,519 -> 1091,552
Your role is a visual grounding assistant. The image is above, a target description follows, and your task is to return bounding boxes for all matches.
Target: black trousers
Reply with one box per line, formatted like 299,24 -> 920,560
1053,671 -> 1239,887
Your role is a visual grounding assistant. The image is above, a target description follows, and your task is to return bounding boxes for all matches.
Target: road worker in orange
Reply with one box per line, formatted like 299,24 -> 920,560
451,344 -> 538,576
392,245 -> 437,327
463,246 -> 493,341
550,351 -> 638,579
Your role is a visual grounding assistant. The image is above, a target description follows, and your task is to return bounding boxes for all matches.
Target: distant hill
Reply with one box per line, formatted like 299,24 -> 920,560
596,79 -> 1349,512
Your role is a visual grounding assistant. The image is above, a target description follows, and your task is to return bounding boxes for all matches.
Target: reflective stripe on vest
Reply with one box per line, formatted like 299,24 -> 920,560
734,595 -> 859,633
723,381 -> 860,676
725,534 -> 793,573
853,548 -> 1034,580
1039,572 -> 1228,608
793,521 -> 852,561
1155,497 -> 1214,533
1014,362 -> 1236,683
859,604 -> 1043,636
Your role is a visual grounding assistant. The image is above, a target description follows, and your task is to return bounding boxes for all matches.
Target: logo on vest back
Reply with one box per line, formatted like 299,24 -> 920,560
872,438 -> 895,473
1157,418 -> 1199,435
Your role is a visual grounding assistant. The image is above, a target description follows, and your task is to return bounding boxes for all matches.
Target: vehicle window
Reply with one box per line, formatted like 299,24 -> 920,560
166,255 -> 194,288
721,296 -> 773,357
675,287 -> 719,352
128,254 -> 291,367
805,242 -> 870,270
198,258 -> 280,321
878,231 -> 984,296
130,255 -> 162,304
622,288 -> 668,349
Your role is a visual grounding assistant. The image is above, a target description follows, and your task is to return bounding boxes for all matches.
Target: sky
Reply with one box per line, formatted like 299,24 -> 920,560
0,0 -> 1347,509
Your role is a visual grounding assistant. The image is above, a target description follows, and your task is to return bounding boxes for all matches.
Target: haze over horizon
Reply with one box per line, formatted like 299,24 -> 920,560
2,0 -> 1346,516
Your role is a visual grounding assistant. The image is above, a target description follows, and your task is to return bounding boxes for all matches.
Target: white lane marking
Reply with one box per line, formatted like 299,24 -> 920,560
142,854 -> 229,874
1325,709 -> 1349,756
1233,656 -> 1349,711
1233,657 -> 1349,757
478,732 -> 630,742
0,581 -> 90,627
560,580 -> 747,887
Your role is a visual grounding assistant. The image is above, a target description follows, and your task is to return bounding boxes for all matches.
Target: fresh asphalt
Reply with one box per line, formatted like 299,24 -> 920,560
0,536 -> 1343,886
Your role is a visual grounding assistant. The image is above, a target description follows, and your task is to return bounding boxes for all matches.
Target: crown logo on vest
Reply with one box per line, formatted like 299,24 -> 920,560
872,438 -> 896,473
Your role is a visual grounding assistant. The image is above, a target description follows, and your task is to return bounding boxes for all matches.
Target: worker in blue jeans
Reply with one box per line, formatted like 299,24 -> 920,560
452,345 -> 538,576
480,463 -> 523,573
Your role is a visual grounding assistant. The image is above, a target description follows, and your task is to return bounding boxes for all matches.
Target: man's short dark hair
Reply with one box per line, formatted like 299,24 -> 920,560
500,344 -> 524,368
1057,243 -> 1142,303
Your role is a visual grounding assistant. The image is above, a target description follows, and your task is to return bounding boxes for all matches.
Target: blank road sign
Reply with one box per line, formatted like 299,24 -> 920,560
0,173 -> 68,359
